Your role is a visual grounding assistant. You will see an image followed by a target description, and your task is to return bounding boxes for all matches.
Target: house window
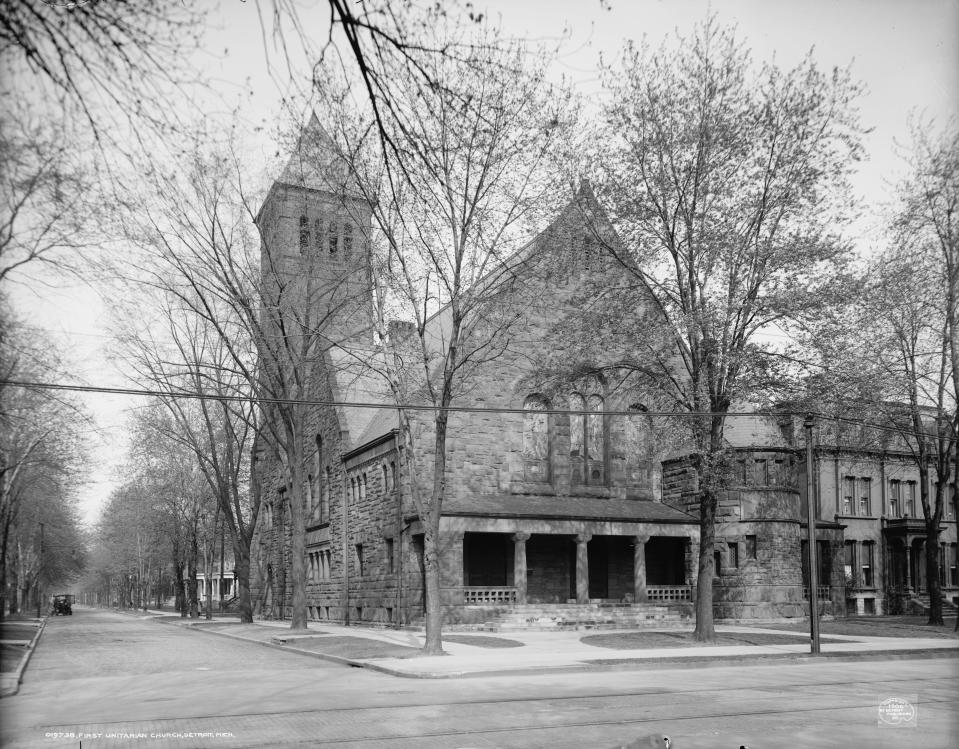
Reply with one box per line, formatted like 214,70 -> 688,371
569,388 -> 607,486
299,215 -> 310,252
386,538 -> 394,574
905,482 -> 916,518
328,220 -> 338,254
858,478 -> 871,516
713,548 -> 723,577
844,541 -> 856,588
390,461 -> 397,492
817,540 -> 832,586
861,541 -> 874,587
951,544 -> 958,586
889,480 -> 901,518
746,535 -> 757,560
843,476 -> 855,515
360,473 -> 367,501
355,544 -> 364,576
522,395 -> 550,481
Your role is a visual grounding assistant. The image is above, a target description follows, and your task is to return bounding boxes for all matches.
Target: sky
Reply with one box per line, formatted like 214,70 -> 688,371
9,0 -> 959,525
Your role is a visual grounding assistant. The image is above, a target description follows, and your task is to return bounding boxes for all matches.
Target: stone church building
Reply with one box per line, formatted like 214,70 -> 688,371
250,119 -> 958,628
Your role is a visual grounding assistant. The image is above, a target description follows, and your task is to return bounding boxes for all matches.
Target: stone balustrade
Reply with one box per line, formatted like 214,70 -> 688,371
647,585 -> 691,601
464,586 -> 517,605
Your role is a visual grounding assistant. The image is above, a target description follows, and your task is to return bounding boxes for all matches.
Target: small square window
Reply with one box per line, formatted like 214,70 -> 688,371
727,542 -> 739,568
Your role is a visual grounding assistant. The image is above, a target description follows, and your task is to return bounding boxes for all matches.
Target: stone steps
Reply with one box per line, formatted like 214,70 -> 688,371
908,595 -> 958,615
477,603 -> 692,632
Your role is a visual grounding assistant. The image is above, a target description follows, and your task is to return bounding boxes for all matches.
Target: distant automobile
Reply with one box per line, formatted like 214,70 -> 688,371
51,594 -> 73,616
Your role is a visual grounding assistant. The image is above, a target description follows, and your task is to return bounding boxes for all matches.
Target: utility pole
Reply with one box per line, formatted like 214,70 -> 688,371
805,415 -> 821,655
36,522 -> 44,619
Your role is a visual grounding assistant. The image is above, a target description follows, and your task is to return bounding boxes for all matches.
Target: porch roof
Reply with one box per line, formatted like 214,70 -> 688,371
442,495 -> 697,524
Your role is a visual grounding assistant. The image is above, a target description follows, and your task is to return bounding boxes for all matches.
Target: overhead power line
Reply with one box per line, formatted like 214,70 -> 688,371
2,379 -> 954,445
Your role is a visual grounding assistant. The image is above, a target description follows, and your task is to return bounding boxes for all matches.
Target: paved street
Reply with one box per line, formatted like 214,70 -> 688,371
1,608 -> 957,748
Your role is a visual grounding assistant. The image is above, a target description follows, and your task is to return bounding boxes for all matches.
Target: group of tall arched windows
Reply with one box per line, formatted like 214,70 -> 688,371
298,214 -> 354,258
522,385 -> 609,486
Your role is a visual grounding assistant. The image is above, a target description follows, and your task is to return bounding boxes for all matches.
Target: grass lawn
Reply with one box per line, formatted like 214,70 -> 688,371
748,615 -> 959,639
288,636 -> 422,659
0,621 -> 40,642
1,643 -> 28,673
581,631 -> 850,649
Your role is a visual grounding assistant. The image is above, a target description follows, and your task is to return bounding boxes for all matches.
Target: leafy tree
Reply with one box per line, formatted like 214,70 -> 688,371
585,18 -> 865,640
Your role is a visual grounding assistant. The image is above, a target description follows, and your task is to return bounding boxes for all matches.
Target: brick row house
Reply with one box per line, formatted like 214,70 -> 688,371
250,119 -> 957,627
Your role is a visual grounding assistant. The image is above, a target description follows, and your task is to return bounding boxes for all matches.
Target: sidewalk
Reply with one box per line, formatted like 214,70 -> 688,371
145,610 -> 959,678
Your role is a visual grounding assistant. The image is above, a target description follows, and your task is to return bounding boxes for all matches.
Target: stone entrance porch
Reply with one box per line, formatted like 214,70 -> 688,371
428,494 -> 698,625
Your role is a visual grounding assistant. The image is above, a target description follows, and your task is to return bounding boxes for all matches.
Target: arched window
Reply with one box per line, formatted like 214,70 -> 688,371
624,403 -> 649,485
314,435 -> 322,516
313,218 -> 323,252
328,220 -> 338,254
382,463 -> 388,491
570,386 -> 608,486
299,215 -> 310,253
522,395 -> 550,481
343,221 -> 353,257
322,467 -> 331,521
390,461 -> 397,492
350,476 -> 356,503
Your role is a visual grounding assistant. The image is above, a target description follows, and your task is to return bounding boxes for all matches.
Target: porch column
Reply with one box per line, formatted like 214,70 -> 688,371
633,534 -> 649,603
575,533 -> 592,604
904,544 -> 913,593
512,532 -> 530,605
441,531 -> 465,606
685,537 -> 699,602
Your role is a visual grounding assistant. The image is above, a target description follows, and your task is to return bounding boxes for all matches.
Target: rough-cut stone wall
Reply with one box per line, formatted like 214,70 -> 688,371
663,447 -> 840,619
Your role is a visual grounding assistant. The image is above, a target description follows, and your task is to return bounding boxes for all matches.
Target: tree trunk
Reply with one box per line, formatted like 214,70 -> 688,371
693,485 -> 717,641
204,548 -> 214,621
925,523 -> 944,626
233,540 -> 253,623
421,411 -> 450,655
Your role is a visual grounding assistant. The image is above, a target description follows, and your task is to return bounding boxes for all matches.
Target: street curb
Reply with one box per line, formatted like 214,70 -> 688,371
157,618 -> 959,679
0,617 -> 46,697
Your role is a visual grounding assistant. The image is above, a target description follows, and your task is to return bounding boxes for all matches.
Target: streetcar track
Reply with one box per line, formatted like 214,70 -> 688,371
32,695 -> 957,746
35,672 -> 958,729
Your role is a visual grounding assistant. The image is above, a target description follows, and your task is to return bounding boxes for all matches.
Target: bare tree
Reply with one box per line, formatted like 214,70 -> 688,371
0,0 -> 206,148
313,19 -> 574,652
112,277 -> 259,622
1,308 -> 88,616
585,18 -> 866,640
